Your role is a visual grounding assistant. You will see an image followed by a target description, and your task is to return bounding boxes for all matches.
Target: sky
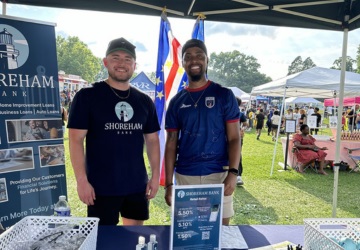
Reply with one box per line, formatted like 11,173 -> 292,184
2,3 -> 360,81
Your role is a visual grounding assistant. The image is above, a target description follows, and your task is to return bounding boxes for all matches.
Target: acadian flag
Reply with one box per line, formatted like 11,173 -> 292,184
155,12 -> 205,186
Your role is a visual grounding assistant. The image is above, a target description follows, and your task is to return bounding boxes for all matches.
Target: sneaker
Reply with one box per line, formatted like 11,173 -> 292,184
236,176 -> 244,186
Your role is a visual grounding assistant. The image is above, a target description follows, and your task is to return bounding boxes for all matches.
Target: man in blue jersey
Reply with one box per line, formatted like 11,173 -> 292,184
68,37 -> 160,226
164,39 -> 241,225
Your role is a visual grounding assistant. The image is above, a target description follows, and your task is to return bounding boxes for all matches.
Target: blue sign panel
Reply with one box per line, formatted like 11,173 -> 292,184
171,184 -> 223,250
0,16 -> 67,228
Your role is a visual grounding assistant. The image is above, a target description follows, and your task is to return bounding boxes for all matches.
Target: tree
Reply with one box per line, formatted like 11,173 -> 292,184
287,56 -> 316,75
94,58 -> 108,82
56,36 -> 101,83
207,50 -> 272,93
331,56 -> 357,72
355,45 -> 360,73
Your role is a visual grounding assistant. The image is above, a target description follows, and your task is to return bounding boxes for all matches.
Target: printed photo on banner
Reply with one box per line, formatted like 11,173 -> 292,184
39,144 -> 65,167
0,147 -> 34,174
0,178 -> 8,203
6,119 -> 63,143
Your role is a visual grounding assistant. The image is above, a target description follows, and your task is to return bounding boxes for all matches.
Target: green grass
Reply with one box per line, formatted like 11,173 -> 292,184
63,126 -> 360,225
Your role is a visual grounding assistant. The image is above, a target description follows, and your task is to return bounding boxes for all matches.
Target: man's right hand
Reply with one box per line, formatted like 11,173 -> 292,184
77,179 -> 96,206
164,186 -> 172,206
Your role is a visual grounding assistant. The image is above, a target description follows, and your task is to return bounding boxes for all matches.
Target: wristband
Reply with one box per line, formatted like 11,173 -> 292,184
228,168 -> 239,176
164,183 -> 173,190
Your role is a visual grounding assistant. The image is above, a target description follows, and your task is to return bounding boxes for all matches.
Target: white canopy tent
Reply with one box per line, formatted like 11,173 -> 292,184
228,87 -> 253,103
285,97 -> 321,104
251,67 -> 360,98
251,66 -> 360,217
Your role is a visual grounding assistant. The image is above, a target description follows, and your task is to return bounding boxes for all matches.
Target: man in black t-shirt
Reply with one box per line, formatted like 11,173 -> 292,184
347,104 -> 359,132
256,109 -> 265,139
310,107 -> 322,135
67,38 -> 160,226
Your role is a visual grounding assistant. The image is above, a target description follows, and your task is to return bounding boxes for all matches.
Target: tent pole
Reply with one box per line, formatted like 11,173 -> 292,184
333,91 -> 337,117
332,28 -> 348,218
270,87 -> 287,176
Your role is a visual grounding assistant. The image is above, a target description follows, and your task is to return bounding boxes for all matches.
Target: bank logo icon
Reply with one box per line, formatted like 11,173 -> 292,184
0,25 -> 29,70
115,102 -> 134,122
177,190 -> 185,199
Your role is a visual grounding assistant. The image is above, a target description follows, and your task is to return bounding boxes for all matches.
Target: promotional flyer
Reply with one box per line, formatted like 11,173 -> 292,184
171,184 -> 224,250
0,16 -> 67,228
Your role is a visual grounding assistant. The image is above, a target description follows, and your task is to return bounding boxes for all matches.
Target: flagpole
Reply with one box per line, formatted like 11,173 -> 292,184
154,11 -> 206,186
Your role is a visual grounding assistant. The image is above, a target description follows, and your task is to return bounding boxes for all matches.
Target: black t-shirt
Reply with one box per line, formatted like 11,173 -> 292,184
67,82 -> 160,196
299,114 -> 306,124
256,113 -> 265,126
348,109 -> 357,125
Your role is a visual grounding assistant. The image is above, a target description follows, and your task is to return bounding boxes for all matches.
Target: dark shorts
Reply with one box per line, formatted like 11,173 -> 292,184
256,122 -> 264,129
271,124 -> 279,129
87,192 -> 149,225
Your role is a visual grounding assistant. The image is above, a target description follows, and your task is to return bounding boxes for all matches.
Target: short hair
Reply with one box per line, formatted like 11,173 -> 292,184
300,124 -> 308,131
315,107 -> 319,111
274,110 -> 279,115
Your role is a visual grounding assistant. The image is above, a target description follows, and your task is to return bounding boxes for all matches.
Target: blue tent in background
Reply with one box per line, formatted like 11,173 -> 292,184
130,71 -> 156,101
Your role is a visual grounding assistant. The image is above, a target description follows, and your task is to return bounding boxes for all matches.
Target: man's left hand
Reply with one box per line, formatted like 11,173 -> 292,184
223,173 -> 237,196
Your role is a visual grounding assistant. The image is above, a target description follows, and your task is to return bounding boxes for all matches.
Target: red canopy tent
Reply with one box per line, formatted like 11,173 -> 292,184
324,96 -> 360,107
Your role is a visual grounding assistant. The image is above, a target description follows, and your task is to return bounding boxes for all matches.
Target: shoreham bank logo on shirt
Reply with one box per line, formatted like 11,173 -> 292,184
104,101 -> 143,133
0,25 -> 29,70
115,102 -> 134,122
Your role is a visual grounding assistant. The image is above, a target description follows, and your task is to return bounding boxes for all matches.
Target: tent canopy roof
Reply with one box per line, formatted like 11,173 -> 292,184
130,71 -> 156,92
285,97 -> 320,104
251,67 -> 360,98
324,96 -> 360,106
228,87 -> 247,97
2,0 -> 360,31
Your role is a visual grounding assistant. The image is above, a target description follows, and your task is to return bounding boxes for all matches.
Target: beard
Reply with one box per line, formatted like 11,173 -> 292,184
187,66 -> 206,82
188,74 -> 202,82
108,71 -> 132,83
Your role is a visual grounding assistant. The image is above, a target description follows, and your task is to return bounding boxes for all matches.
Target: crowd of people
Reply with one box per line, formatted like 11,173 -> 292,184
243,103 -> 360,138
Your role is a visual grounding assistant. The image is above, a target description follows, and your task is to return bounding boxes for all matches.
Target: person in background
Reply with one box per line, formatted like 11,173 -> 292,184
326,106 -> 333,118
310,107 -> 321,135
341,111 -> 348,131
248,109 -> 254,130
61,102 -> 68,135
164,39 -> 240,225
255,109 -> 265,140
307,106 -> 314,117
299,109 -> 307,127
266,110 -> 272,136
293,124 -> 328,175
347,104 -> 359,132
270,110 -> 281,141
284,108 -> 293,120
236,97 -> 248,186
355,113 -> 360,130
68,37 -> 160,226
293,107 -> 301,129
